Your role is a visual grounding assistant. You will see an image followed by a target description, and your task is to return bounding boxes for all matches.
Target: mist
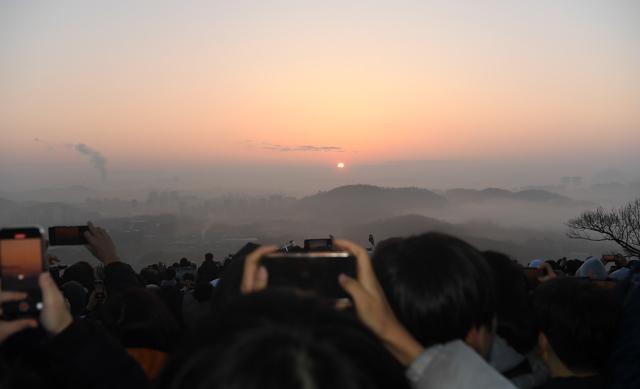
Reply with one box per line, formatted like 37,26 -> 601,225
2,155 -> 639,270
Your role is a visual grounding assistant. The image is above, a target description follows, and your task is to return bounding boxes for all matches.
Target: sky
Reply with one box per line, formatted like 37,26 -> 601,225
1,1 -> 639,193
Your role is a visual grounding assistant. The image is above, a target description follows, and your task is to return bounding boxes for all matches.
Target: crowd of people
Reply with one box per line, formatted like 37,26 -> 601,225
1,221 -> 639,389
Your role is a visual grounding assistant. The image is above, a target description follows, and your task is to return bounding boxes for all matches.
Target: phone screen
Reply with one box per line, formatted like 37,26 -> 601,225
48,226 -> 89,246
1,238 -> 42,291
261,252 -> 356,298
0,229 -> 44,317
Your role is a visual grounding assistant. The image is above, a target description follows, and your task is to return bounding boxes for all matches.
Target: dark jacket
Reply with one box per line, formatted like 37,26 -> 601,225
48,319 -> 150,389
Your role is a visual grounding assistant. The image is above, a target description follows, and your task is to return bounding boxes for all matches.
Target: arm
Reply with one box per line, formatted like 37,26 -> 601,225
84,222 -> 141,294
38,272 -> 150,389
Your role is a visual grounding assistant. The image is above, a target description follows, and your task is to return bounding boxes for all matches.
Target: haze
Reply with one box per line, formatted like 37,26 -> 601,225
1,1 -> 639,265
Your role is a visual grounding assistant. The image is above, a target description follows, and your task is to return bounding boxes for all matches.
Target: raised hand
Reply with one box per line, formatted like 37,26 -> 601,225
334,239 -> 424,366
84,221 -> 120,265
0,291 -> 38,343
240,245 -> 278,294
39,272 -> 73,335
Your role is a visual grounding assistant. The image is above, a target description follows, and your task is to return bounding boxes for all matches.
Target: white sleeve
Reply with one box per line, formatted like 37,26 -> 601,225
407,340 -> 517,389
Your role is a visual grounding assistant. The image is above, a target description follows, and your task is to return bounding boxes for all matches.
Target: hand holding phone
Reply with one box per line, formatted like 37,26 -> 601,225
48,226 -> 89,246
0,227 -> 46,319
260,251 -> 357,298
0,291 -> 38,343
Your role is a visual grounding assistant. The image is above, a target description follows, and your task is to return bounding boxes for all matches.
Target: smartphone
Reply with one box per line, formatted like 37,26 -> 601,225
0,227 -> 45,318
48,226 -> 89,246
303,238 -> 333,252
261,252 -> 356,298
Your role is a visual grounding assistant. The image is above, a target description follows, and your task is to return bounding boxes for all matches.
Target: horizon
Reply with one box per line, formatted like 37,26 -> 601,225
2,1 -> 640,194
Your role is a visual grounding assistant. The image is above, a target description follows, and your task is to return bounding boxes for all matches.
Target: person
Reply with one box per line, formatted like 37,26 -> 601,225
608,263 -> 640,389
0,273 -> 149,389
533,278 -> 621,389
84,222 -> 141,296
158,289 -> 411,389
240,239 -> 515,389
484,251 -> 548,389
61,261 -> 95,293
575,257 -> 607,280
372,233 -> 496,357
197,252 -> 220,283
101,288 -> 180,379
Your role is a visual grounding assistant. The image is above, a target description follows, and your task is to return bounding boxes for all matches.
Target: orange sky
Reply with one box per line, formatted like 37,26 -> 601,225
1,1 -> 639,172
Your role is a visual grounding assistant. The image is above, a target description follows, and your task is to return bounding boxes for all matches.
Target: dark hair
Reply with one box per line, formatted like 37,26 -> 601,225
372,233 -> 495,348
139,267 -> 160,286
205,252 -> 214,261
158,290 -> 410,389
533,277 -> 621,373
61,261 -> 94,292
209,243 -> 260,314
483,251 -> 536,353
102,288 -> 181,352
164,268 -> 176,280
563,259 -> 583,276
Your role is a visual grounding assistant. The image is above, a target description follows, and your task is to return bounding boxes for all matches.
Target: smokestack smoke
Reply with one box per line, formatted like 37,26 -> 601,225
75,143 -> 107,180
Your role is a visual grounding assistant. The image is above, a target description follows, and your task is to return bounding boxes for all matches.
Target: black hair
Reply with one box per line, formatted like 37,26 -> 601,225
205,252 -> 214,261
102,288 -> 181,352
139,267 -> 160,286
372,232 -> 495,348
164,268 -> 176,280
209,243 -> 260,314
533,277 -> 621,373
158,290 -> 410,389
483,251 -> 537,353
563,259 -> 583,276
61,261 -> 95,292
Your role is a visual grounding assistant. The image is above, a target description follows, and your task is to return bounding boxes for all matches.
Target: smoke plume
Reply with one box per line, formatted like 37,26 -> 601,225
75,143 -> 107,180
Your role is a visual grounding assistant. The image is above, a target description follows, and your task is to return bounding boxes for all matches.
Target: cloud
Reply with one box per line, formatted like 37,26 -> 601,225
75,143 -> 108,180
256,142 -> 345,153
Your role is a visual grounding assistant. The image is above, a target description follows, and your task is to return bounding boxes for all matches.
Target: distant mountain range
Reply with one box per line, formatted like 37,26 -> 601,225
298,184 -> 589,221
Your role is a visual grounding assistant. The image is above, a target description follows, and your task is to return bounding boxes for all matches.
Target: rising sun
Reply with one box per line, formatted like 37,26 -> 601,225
337,162 -> 345,168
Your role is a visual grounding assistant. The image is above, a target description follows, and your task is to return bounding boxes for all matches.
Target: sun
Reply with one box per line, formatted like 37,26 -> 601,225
337,162 -> 345,169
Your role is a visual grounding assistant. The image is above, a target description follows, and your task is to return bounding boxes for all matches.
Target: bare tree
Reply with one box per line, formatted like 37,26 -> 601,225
567,198 -> 640,256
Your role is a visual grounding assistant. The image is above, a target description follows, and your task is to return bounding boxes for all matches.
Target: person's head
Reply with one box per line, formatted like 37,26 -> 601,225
102,288 -> 180,352
179,257 -> 189,267
209,243 -> 260,314
533,277 -> 621,376
60,281 -> 88,318
164,268 -> 176,281
563,259 -> 583,276
140,267 -> 160,286
372,233 -> 496,357
205,252 -> 214,261
158,290 -> 410,389
61,261 -> 94,292
483,251 -> 537,354
575,257 -> 607,280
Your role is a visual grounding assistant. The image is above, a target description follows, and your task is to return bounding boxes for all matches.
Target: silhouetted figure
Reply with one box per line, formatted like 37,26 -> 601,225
197,252 -> 219,282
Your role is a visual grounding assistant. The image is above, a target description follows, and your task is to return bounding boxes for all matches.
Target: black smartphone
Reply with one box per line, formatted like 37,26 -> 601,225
0,227 -> 46,318
48,226 -> 89,246
261,252 -> 356,298
303,238 -> 333,252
